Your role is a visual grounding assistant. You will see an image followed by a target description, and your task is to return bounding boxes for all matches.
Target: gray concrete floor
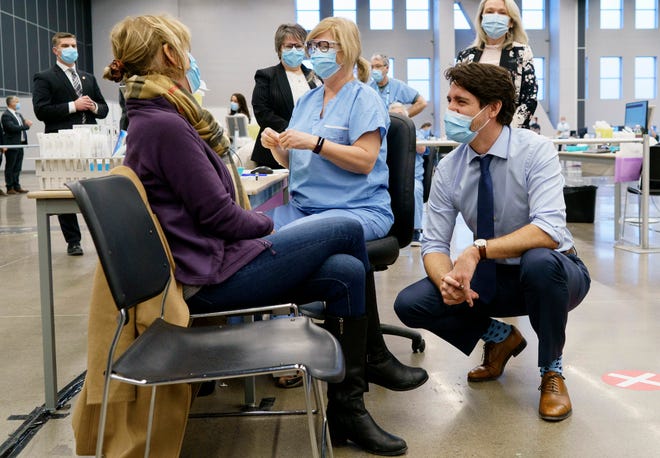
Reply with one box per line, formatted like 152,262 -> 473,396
1,172 -> 659,457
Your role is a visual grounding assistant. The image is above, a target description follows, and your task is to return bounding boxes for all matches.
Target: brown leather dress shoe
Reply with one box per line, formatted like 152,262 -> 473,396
6,189 -> 18,195
467,325 -> 527,382
15,187 -> 29,193
0,189 -> 6,196
539,371 -> 572,421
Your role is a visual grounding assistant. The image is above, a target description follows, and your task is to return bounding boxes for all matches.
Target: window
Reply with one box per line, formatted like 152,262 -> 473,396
600,0 -> 622,29
334,0 -> 357,24
296,0 -> 320,31
454,2 -> 471,30
635,0 -> 657,29
533,57 -> 545,101
635,56 -> 657,99
370,0 -> 393,30
600,57 -> 621,99
407,58 -> 430,101
522,0 -> 544,30
406,0 -> 429,30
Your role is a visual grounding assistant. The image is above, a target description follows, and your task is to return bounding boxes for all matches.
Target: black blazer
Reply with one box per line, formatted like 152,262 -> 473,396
32,65 -> 109,133
1,110 -> 30,145
251,63 -> 318,168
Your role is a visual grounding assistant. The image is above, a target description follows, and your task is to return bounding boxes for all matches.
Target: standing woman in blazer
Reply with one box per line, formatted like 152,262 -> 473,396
250,23 -> 320,169
456,0 -> 537,129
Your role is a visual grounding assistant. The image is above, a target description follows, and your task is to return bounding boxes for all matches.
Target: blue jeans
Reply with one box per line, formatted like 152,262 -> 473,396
394,248 -> 591,367
268,203 -> 392,242
187,217 -> 369,318
414,153 -> 424,230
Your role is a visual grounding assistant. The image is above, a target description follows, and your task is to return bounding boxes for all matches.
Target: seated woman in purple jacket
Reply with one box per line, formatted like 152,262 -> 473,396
103,14 -> 409,456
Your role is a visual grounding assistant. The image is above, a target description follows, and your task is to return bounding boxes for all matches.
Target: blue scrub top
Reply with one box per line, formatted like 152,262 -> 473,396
287,79 -> 393,224
368,77 -> 419,108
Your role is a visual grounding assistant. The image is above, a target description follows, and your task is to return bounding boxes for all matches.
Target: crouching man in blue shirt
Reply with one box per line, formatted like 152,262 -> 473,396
394,62 -> 591,422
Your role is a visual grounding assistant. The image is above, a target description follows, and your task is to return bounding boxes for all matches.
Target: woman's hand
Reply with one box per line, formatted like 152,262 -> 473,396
261,127 -> 281,150
279,129 -> 317,151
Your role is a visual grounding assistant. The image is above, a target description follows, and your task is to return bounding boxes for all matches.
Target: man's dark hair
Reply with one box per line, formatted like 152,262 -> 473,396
52,32 -> 76,47
444,62 -> 516,126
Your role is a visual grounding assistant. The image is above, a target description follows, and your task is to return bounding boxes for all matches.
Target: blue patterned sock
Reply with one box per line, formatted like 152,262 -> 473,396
540,356 -> 563,376
481,319 -> 512,343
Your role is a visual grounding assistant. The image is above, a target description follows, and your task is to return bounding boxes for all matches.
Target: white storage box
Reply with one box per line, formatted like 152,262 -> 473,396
35,157 -> 124,190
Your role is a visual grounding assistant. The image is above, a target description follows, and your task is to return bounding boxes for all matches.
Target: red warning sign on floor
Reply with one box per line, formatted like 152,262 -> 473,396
602,371 -> 660,391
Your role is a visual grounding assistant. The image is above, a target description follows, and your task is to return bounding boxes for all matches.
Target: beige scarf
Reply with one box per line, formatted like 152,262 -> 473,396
123,74 -> 250,208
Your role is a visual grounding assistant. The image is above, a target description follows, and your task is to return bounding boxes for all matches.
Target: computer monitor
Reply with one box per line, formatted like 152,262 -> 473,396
624,100 -> 649,133
226,114 -> 249,138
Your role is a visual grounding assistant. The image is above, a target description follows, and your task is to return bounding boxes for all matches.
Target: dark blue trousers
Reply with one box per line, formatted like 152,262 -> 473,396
394,248 -> 590,366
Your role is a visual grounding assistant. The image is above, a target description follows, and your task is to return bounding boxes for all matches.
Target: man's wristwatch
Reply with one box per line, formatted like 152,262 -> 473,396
473,239 -> 487,260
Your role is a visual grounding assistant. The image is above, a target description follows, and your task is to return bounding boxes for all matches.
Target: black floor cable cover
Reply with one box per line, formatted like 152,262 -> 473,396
0,372 -> 85,458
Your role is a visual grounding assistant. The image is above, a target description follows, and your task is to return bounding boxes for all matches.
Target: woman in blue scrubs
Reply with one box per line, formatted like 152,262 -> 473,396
261,18 -> 393,242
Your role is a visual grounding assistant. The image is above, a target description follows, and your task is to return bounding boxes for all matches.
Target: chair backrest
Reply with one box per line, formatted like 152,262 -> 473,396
386,112 -> 417,248
67,175 -> 171,311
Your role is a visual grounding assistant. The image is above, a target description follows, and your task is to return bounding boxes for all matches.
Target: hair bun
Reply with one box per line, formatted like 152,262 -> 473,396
106,59 -> 126,82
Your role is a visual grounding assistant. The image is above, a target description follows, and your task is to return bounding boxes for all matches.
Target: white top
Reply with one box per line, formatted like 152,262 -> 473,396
480,44 -> 502,65
286,70 -> 311,106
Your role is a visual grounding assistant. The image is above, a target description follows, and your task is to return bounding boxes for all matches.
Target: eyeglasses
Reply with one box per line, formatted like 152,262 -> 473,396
306,40 -> 340,54
282,43 -> 305,51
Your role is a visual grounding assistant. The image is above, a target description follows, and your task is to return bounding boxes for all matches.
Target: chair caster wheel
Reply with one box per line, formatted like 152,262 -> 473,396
412,337 -> 425,353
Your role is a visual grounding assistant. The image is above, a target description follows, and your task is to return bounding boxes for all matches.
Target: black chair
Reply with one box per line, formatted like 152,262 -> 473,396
67,175 -> 344,458
302,113 -> 426,352
375,113 -> 425,352
621,144 -> 660,243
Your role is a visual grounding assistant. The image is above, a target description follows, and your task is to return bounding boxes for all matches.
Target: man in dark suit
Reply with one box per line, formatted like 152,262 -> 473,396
33,31 -> 109,256
1,96 -> 33,194
0,120 -> 5,196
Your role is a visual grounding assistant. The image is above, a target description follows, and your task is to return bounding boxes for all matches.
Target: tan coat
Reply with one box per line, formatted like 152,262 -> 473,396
71,166 -> 191,457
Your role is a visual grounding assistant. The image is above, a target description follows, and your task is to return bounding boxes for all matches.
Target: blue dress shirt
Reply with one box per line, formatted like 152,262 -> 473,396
422,126 -> 574,264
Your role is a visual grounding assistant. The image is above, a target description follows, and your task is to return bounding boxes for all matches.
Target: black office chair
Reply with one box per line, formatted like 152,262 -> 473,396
67,174 -> 344,458
620,144 -> 660,243
374,113 -> 425,352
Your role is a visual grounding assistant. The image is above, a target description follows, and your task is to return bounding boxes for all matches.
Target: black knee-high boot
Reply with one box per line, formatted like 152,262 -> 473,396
325,315 -> 408,456
365,271 -> 429,391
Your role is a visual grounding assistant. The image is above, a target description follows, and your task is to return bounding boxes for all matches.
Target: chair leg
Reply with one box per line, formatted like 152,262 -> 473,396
637,194 -> 643,245
302,370 -> 320,458
621,190 -> 629,241
313,378 -> 333,458
144,386 -> 158,458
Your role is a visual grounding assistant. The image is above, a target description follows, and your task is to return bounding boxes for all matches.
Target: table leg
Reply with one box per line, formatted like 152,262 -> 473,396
36,203 -> 58,411
614,182 -> 621,241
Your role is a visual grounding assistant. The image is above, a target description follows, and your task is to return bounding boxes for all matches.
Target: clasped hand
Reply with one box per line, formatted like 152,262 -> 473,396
74,95 -> 96,112
441,249 -> 480,307
261,127 -> 316,151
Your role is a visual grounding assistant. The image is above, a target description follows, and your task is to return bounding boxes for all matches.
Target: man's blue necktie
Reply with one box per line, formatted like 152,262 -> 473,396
472,155 -> 496,302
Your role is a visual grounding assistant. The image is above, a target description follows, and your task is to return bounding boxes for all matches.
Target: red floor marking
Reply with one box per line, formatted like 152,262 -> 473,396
601,371 -> 660,391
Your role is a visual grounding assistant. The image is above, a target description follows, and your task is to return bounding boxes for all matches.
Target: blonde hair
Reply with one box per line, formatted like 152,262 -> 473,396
103,15 -> 191,82
472,0 -> 528,49
307,17 -> 370,83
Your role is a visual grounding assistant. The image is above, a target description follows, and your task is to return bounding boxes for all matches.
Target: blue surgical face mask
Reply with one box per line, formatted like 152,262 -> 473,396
444,106 -> 489,143
60,47 -> 78,64
481,13 -> 510,40
371,69 -> 384,84
311,49 -> 341,79
15,102 -> 21,111
281,48 -> 305,68
230,101 -> 239,112
186,53 -> 202,93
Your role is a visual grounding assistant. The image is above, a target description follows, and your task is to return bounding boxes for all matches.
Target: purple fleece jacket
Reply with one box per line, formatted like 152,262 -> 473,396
124,96 -> 274,285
